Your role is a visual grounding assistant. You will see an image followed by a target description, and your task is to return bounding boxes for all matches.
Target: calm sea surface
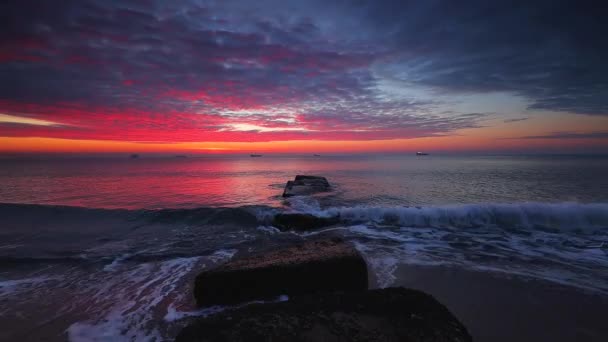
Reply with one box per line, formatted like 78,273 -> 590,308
1,154 -> 607,341
1,154 -> 607,208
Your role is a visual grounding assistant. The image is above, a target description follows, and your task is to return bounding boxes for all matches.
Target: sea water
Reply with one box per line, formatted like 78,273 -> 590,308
1,154 -> 607,341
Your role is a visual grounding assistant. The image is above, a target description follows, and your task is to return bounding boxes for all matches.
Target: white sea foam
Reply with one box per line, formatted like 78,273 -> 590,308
294,226 -> 348,237
254,206 -> 280,222
164,304 -> 227,322
208,249 -> 237,263
67,257 -> 201,342
361,250 -> 399,288
286,196 -> 322,213
256,225 -> 281,234
103,253 -> 133,272
68,310 -> 162,342
164,295 -> 289,323
347,217 -> 608,294
65,246 -> 243,342
0,276 -> 53,289
0,276 -> 58,297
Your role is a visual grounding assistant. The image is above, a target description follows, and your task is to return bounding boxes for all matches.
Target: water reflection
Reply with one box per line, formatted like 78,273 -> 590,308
0,155 -> 606,209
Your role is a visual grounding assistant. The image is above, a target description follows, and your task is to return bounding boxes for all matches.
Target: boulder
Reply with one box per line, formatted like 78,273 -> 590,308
272,213 -> 339,231
194,238 -> 368,307
282,175 -> 330,197
176,287 -> 472,342
294,175 -> 330,187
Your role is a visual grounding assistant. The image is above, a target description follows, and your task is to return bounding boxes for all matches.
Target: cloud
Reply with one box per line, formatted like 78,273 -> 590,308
0,113 -> 64,126
0,0 -> 606,145
503,117 -> 529,123
515,131 -> 608,140
356,0 -> 608,115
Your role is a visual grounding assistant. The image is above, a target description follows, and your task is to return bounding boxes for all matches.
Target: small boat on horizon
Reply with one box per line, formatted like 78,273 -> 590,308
416,152 -> 429,156
313,154 -> 321,157
250,154 -> 263,157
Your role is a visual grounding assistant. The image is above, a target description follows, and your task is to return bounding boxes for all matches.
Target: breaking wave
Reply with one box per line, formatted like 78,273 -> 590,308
3,201 -> 606,233
308,202 -> 608,233
1,201 -> 607,341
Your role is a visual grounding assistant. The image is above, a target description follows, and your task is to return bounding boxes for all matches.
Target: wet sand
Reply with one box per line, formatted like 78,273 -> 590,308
387,265 -> 608,342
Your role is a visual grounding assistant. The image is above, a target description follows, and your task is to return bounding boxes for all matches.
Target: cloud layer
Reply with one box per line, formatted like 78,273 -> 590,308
1,0 -> 607,143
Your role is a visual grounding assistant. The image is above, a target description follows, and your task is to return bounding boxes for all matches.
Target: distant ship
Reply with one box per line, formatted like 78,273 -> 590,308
416,152 -> 429,156
250,154 -> 262,157
313,154 -> 321,157
130,154 -> 139,159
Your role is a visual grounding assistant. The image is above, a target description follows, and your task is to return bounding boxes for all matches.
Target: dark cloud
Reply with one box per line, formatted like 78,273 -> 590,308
359,0 -> 608,115
504,117 -> 529,123
515,131 -> 608,140
0,1 -> 370,109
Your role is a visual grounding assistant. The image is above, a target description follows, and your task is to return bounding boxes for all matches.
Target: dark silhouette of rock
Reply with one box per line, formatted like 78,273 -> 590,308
272,213 -> 339,231
294,175 -> 330,187
194,238 -> 368,307
282,175 -> 330,197
176,287 -> 472,342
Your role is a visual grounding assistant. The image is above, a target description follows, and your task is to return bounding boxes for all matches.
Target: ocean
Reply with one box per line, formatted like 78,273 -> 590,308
1,154 -> 607,341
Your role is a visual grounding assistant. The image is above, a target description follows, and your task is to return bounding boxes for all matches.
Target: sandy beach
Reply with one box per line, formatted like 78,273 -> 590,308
390,265 -> 608,342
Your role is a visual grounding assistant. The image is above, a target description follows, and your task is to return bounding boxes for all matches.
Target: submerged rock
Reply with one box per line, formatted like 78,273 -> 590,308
282,175 -> 330,197
272,213 -> 339,231
193,238 -> 368,307
176,287 -> 472,342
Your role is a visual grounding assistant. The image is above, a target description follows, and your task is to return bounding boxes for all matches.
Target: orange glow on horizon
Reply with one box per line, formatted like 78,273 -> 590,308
1,134 -> 606,154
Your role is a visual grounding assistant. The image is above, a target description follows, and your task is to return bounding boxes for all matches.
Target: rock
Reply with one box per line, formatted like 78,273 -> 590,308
194,238 -> 368,307
272,213 -> 339,231
176,287 -> 472,342
282,175 -> 330,197
294,175 -> 330,187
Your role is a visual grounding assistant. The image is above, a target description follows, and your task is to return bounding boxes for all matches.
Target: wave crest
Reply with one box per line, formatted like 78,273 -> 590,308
315,202 -> 608,232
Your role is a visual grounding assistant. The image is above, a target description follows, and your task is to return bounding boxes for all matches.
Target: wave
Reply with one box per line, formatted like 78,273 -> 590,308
308,202 -> 608,232
2,201 -> 607,234
0,202 -> 275,227
145,206 -> 271,226
0,250 -> 241,268
0,255 -> 93,266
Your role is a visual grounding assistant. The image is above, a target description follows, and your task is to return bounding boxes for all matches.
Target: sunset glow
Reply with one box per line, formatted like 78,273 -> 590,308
1,1 -> 607,153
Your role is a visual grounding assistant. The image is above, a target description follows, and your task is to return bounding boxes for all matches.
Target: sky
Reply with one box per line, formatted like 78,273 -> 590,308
1,0 -> 607,154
